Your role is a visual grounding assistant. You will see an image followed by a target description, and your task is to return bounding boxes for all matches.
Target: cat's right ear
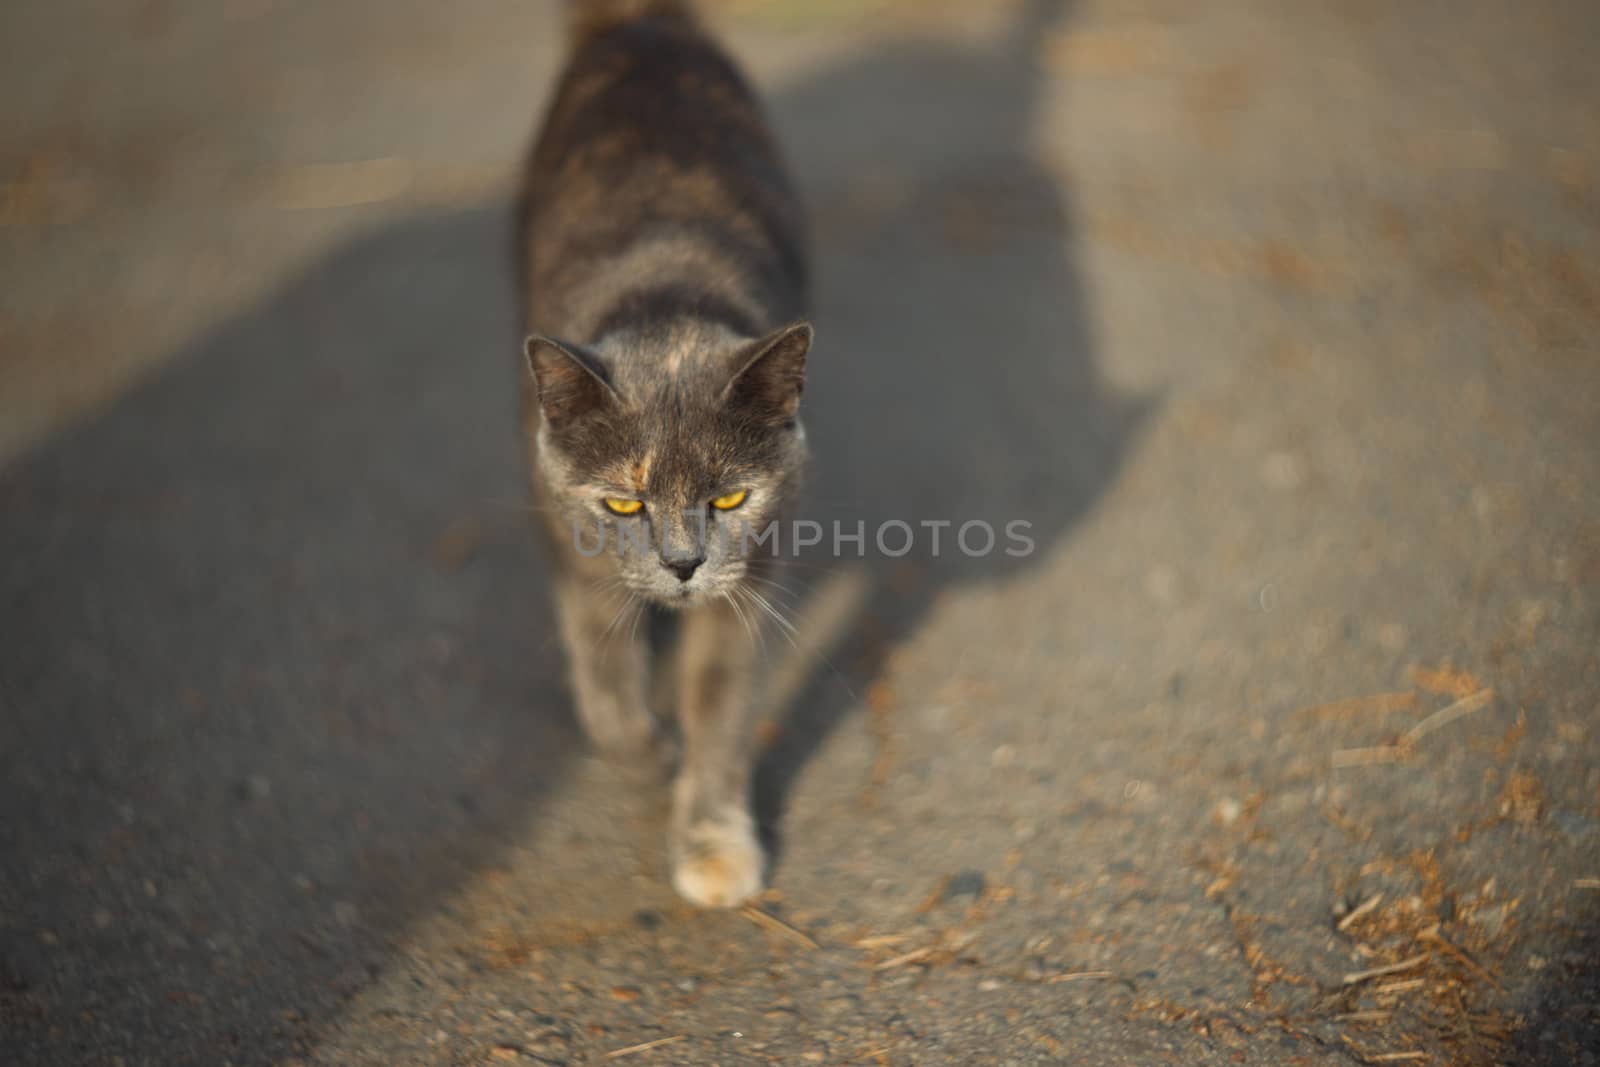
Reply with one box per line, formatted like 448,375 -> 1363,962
524,335 -> 620,425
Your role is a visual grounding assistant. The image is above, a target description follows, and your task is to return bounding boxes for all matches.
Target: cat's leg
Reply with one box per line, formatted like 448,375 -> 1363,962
669,595 -> 764,907
554,576 -> 669,780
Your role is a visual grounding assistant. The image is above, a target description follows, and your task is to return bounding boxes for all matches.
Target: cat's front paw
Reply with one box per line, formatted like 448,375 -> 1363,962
670,809 -> 765,908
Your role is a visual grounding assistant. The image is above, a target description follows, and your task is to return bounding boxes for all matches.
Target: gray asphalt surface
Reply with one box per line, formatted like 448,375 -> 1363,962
3,1 -> 1598,1064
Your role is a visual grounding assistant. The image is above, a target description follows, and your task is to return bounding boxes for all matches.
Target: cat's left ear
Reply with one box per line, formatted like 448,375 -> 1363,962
721,322 -> 813,425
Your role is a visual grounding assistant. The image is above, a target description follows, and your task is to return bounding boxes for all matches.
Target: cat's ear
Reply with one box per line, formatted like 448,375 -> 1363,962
524,334 -> 620,425
721,322 -> 812,425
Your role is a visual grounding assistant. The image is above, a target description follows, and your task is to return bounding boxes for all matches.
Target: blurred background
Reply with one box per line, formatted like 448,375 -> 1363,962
2,1 -> 1597,1064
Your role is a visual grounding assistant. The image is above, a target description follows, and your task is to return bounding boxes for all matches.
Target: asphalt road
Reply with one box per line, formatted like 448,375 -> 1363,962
3,1 -> 1598,1064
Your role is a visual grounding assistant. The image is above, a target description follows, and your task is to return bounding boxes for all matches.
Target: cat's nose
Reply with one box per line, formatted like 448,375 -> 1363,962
664,556 -> 704,582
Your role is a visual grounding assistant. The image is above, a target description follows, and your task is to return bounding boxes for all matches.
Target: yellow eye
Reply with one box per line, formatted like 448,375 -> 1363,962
710,489 -> 749,511
603,497 -> 643,515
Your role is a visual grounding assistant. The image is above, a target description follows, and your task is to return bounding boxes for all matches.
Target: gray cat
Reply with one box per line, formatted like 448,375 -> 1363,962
518,0 -> 812,907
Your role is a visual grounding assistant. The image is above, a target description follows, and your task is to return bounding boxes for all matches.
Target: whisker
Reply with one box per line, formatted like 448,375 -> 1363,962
745,573 -> 806,604
740,585 -> 802,661
625,596 -> 645,647
740,578 -> 862,704
721,589 -> 758,649
737,586 -> 776,660
596,584 -> 640,654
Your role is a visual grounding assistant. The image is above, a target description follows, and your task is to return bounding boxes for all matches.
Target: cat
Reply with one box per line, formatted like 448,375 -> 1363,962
518,0 -> 812,907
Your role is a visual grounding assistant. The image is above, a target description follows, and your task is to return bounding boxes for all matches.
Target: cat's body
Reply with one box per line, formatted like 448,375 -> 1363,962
519,0 -> 812,907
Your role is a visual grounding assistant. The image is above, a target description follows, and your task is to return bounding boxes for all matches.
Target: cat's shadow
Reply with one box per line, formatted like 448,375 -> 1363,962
753,0 -> 1151,838
0,206 -> 577,1063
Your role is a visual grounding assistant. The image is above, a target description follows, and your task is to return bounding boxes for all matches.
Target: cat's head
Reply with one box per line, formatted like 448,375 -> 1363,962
525,321 -> 811,607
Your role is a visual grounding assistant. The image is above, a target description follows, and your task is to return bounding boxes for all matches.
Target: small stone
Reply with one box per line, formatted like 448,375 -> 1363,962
632,909 -> 661,930
821,994 -> 860,1017
944,869 -> 986,901
1468,903 -> 1509,939
93,908 -> 113,929
489,1045 -> 521,1061
525,1027 -> 570,1053
1261,451 -> 1305,491
1214,798 -> 1243,827
1471,486 -> 1493,521
1499,771 -> 1545,823
1143,565 -> 1178,603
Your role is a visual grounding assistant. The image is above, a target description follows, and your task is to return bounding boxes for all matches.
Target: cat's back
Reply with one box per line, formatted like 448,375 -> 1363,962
522,0 -> 807,342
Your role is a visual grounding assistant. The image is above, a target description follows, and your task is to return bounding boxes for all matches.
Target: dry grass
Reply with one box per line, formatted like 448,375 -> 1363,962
1332,689 -> 1494,767
605,1034 -> 686,1059
1337,892 -> 1386,932
1344,953 -> 1430,987
740,904 -> 820,950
